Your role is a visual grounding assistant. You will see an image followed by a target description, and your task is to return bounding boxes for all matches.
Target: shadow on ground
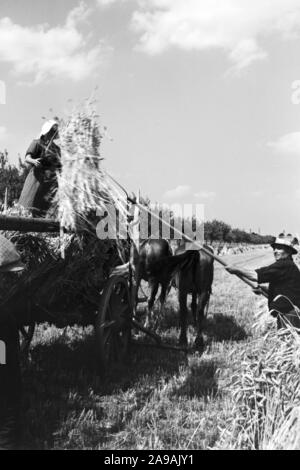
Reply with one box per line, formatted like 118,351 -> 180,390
136,301 -> 191,331
204,313 -> 248,343
21,328 -> 187,449
136,304 -> 248,346
174,359 -> 219,399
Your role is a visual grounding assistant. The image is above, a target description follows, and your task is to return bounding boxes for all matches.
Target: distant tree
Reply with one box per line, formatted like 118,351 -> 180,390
204,219 -> 232,243
0,150 -> 28,205
226,230 -> 236,244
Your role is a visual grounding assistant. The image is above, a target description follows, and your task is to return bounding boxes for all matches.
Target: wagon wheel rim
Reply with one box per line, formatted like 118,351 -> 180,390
96,276 -> 132,370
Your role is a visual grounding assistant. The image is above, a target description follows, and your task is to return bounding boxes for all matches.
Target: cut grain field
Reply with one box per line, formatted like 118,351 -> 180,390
20,247 -> 299,450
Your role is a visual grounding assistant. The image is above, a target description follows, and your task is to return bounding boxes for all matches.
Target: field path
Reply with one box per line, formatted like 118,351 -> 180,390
216,247 -> 274,270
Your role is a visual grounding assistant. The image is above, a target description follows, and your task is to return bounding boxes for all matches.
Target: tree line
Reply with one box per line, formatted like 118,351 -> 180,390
204,219 -> 274,245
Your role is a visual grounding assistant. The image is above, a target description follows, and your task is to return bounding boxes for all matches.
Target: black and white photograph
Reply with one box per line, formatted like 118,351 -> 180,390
0,0 -> 300,452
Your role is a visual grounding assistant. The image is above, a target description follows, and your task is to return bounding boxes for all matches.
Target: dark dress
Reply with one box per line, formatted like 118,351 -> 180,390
18,138 -> 61,217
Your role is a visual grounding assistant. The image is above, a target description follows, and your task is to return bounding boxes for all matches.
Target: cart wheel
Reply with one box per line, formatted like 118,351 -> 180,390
19,322 -> 35,354
95,275 -> 132,372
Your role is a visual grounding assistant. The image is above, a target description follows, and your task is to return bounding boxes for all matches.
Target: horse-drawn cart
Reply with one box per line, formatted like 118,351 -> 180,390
0,214 -> 134,372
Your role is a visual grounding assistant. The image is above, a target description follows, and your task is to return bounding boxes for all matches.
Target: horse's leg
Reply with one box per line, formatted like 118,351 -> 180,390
159,280 -> 169,317
130,240 -> 142,316
145,280 -> 159,328
132,264 -> 142,317
191,291 -> 197,326
178,287 -> 188,346
152,281 -> 168,329
194,291 -> 210,352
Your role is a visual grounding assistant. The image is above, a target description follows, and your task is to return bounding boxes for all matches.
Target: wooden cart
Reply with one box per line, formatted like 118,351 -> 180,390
0,214 -> 133,372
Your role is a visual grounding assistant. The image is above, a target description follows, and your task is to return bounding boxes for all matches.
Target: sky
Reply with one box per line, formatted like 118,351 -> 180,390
0,0 -> 300,235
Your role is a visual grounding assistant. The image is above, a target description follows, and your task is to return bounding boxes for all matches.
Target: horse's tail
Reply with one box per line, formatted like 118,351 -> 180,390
203,247 -> 214,316
204,292 -> 211,317
189,250 -> 212,317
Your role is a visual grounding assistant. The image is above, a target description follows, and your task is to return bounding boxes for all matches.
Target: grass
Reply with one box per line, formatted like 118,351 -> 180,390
19,248 -> 299,450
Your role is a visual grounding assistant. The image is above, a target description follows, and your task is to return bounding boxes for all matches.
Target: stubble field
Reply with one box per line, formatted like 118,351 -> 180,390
20,248 -> 300,450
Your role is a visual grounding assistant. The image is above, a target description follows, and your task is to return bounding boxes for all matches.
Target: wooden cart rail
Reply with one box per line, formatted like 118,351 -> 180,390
0,214 -> 61,233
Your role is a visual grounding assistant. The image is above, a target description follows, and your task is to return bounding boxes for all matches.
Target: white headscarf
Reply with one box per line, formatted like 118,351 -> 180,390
39,119 -> 58,138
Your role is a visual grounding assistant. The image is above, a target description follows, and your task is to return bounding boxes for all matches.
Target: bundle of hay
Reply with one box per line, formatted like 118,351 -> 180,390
216,327 -> 300,450
55,100 -> 128,232
252,298 -> 277,334
0,233 -> 120,326
0,98 -> 131,323
8,232 -> 58,268
0,231 -> 58,304
31,235 -> 119,315
266,406 -> 300,450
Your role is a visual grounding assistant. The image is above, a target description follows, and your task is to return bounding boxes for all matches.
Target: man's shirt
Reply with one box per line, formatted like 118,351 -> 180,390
256,257 -> 300,308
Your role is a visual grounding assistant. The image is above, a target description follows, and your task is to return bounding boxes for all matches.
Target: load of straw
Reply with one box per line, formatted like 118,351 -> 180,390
0,99 -> 131,324
0,232 -> 120,326
0,231 -> 58,308
55,99 -> 128,232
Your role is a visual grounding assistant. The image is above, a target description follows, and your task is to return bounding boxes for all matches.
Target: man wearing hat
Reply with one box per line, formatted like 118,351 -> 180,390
0,234 -> 25,449
226,234 -> 300,328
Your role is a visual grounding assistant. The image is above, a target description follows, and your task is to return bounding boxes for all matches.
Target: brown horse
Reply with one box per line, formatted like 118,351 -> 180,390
133,239 -> 214,349
133,239 -> 195,327
174,246 -> 214,350
133,239 -> 173,326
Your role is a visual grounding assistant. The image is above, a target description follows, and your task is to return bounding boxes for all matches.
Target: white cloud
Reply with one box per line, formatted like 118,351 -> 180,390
96,0 -> 129,7
131,0 -> 300,71
0,126 -> 7,141
163,184 -> 191,199
296,189 -> 300,199
96,0 -> 119,6
194,191 -> 216,200
251,190 -> 264,198
268,132 -> 300,155
0,2 -> 111,84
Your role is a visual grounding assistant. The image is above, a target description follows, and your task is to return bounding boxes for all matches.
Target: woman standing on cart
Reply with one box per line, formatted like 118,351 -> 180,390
18,120 -> 61,218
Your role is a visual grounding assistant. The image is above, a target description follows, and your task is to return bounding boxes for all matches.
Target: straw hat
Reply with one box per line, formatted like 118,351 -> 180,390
271,233 -> 299,255
0,234 -> 25,272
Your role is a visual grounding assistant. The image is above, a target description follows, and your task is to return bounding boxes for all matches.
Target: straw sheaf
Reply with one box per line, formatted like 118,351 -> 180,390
217,327 -> 300,449
55,103 -> 129,232
266,406 -> 300,450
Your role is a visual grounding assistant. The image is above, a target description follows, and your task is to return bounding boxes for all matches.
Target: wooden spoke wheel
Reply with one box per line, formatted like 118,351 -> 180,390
95,275 -> 132,372
19,322 -> 36,353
